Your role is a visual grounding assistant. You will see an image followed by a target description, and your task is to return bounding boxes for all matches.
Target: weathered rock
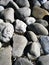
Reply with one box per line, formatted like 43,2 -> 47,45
0,19 -> 4,23
0,46 -> 12,65
24,17 -> 36,25
25,31 -> 38,42
38,0 -> 47,4
14,0 -> 30,7
0,6 -> 4,12
36,19 -> 48,27
14,58 -> 34,65
39,36 -> 49,54
37,55 -> 49,65
12,34 -> 27,57
0,42 -> 2,48
30,42 -> 41,58
43,1 -> 49,11
0,22 -> 14,43
14,19 -> 27,34
27,23 -> 48,35
1,8 -> 14,23
32,6 -> 49,19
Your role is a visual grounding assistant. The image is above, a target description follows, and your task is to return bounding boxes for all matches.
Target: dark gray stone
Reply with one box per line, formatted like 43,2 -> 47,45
39,36 -> 49,54
38,0 -> 47,4
14,58 -> 34,65
37,55 -> 49,65
27,23 -> 48,35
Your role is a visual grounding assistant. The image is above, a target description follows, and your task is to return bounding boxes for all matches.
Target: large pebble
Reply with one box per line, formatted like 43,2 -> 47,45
27,23 -> 48,35
15,7 -> 31,19
12,34 -> 27,57
14,58 -> 34,65
43,1 -> 49,11
30,42 -> 41,58
36,19 -> 48,27
37,55 -> 49,65
14,19 -> 27,34
0,22 -> 14,43
32,6 -> 49,19
24,17 -> 36,25
39,36 -> 49,54
25,31 -> 38,42
1,8 -> 14,23
14,0 -> 30,7
0,46 -> 12,65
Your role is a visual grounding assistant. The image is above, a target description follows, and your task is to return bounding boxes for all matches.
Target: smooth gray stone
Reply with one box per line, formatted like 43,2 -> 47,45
27,23 -> 48,35
25,31 -> 38,42
37,55 -> 49,65
14,19 -> 27,34
39,36 -> 49,54
0,6 -> 4,12
12,34 -> 27,57
15,7 -> 31,19
38,0 -> 47,4
43,1 -> 49,11
15,0 -> 30,7
14,58 -> 34,65
36,19 -> 48,27
0,46 -> 12,65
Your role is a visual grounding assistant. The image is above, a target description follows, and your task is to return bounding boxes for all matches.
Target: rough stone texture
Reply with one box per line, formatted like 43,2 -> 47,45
12,34 -> 27,57
37,55 -> 49,65
32,6 -> 49,19
39,36 -> 49,54
27,23 -> 48,35
14,19 -> 27,34
0,46 -> 12,65
14,58 -> 34,65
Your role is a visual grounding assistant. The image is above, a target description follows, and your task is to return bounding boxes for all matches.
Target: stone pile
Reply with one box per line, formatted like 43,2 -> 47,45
0,0 -> 49,65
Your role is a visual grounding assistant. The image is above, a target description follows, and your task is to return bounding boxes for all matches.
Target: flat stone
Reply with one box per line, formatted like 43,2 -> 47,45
1,8 -> 14,23
39,36 -> 49,54
32,6 -> 49,19
0,46 -> 12,65
12,34 -> 27,57
14,19 -> 27,34
14,58 -> 34,65
36,19 -> 48,27
30,42 -> 41,58
15,0 -> 30,7
37,55 -> 49,65
24,17 -> 36,25
25,31 -> 38,42
27,23 -> 48,35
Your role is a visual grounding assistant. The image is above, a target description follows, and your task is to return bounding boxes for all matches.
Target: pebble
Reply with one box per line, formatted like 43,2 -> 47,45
0,6 -> 4,12
30,42 -> 41,58
25,31 -> 38,42
0,22 -> 14,43
39,36 -> 49,54
14,0 -> 30,7
12,34 -> 27,57
36,19 -> 48,27
1,8 -> 14,23
0,46 -> 12,65
38,0 -> 47,4
24,17 -> 36,25
43,1 -> 49,11
27,23 -> 48,35
37,55 -> 49,65
14,58 -> 34,65
14,19 -> 27,34
32,6 -> 49,19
